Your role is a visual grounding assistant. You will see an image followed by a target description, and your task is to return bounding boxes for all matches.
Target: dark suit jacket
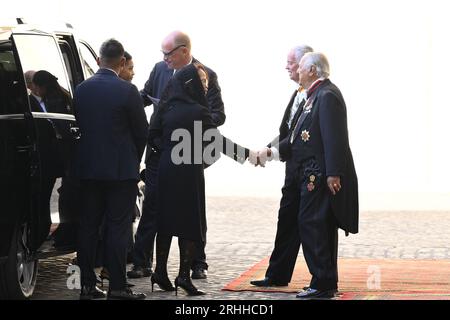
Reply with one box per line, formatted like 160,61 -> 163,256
279,79 -> 359,234
141,58 -> 226,163
73,68 -> 148,181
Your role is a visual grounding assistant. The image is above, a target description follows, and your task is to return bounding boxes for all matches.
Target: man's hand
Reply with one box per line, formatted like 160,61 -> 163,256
327,176 -> 341,195
248,150 -> 259,166
257,147 -> 272,167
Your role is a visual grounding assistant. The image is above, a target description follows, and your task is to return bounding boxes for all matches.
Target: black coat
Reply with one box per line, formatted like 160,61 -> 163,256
148,65 -> 247,242
279,79 -> 359,234
73,69 -> 148,181
141,59 -> 226,164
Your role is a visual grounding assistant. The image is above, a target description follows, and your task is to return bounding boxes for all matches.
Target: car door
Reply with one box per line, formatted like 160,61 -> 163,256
0,35 -> 40,299
0,38 -> 36,259
77,40 -> 98,79
11,31 -> 78,251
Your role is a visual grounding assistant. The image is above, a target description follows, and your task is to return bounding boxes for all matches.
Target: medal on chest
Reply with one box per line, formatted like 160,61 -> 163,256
307,174 -> 316,192
301,130 -> 310,142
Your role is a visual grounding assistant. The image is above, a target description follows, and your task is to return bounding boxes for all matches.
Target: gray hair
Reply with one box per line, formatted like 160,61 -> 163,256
301,52 -> 330,78
24,70 -> 35,85
293,45 -> 313,63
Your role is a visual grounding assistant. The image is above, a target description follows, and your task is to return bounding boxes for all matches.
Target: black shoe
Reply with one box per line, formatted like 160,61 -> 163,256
80,285 -> 106,300
151,273 -> 175,292
174,276 -> 205,296
127,265 -> 152,279
296,288 -> 337,299
107,288 -> 146,300
191,267 -> 207,279
250,277 -> 288,287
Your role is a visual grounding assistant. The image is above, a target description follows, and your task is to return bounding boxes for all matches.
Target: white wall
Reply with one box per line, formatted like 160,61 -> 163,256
3,0 -> 450,210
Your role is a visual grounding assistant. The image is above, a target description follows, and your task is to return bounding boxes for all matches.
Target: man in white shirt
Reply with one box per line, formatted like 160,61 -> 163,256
249,45 -> 313,287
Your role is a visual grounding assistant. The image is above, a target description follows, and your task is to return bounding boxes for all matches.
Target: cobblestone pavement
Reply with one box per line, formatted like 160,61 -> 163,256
32,196 -> 450,300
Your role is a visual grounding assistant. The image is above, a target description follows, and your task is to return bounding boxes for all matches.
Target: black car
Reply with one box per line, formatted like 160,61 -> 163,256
0,20 -> 100,299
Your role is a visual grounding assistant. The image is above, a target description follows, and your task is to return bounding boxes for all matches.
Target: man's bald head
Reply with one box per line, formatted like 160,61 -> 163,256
162,31 -> 191,51
161,31 -> 192,70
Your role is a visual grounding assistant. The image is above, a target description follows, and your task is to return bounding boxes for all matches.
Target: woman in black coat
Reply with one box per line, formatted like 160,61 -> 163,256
148,63 -> 248,295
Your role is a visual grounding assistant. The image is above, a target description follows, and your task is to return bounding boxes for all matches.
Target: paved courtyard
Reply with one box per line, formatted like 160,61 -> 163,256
32,196 -> 450,300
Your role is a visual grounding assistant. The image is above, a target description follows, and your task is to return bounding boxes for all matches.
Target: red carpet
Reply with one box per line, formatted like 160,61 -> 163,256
222,257 -> 450,300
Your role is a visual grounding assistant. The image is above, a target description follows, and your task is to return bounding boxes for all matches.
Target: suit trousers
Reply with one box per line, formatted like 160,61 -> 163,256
132,156 -> 159,269
298,175 -> 338,291
77,179 -> 136,290
265,177 -> 301,283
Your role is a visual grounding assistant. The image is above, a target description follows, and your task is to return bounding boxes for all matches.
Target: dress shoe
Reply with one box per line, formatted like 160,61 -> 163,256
127,265 -> 152,278
107,288 -> 146,300
191,267 -> 207,279
250,277 -> 288,287
174,276 -> 205,296
80,285 -> 106,300
296,288 -> 337,299
151,273 -> 175,292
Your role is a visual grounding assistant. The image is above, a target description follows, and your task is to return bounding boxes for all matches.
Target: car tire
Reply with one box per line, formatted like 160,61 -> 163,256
0,223 -> 38,299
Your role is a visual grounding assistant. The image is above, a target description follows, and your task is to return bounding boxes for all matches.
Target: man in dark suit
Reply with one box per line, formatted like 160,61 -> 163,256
255,52 -> 358,299
128,31 -> 225,280
74,39 -> 148,300
249,45 -> 313,287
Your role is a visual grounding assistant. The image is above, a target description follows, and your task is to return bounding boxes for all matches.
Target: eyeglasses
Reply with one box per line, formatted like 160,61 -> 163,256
161,44 -> 186,58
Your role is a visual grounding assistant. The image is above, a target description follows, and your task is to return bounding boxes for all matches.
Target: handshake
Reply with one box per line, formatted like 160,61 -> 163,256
248,147 -> 274,167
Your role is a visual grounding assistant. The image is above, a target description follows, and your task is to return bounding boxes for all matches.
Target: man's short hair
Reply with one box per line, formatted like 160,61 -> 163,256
99,39 -> 124,63
301,52 -> 330,78
124,51 -> 132,61
293,45 -> 314,63
24,70 -> 35,85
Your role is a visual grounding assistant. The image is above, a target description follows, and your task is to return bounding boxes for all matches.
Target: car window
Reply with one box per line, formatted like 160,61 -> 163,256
59,41 -> 76,91
0,49 -> 27,114
78,41 -> 98,79
13,33 -> 72,100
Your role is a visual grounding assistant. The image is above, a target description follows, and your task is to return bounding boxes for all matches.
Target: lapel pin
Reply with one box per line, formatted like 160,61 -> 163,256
301,130 -> 310,142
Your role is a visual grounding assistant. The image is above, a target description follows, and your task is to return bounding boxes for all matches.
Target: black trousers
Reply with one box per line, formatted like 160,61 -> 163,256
132,158 -> 158,269
34,176 -> 56,249
265,165 -> 338,290
133,154 -> 208,271
298,175 -> 338,291
77,179 -> 136,290
265,178 -> 301,283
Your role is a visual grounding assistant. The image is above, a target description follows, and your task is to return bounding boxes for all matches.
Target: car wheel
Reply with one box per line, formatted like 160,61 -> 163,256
0,223 -> 38,299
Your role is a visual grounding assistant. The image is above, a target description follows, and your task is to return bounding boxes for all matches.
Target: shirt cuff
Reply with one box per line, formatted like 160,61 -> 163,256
269,147 -> 280,161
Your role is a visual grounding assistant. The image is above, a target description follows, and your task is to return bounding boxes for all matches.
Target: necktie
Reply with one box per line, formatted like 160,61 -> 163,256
287,94 -> 302,129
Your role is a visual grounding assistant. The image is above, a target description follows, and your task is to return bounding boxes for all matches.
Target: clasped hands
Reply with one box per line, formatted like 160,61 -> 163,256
248,147 -> 272,167
247,148 -> 342,195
